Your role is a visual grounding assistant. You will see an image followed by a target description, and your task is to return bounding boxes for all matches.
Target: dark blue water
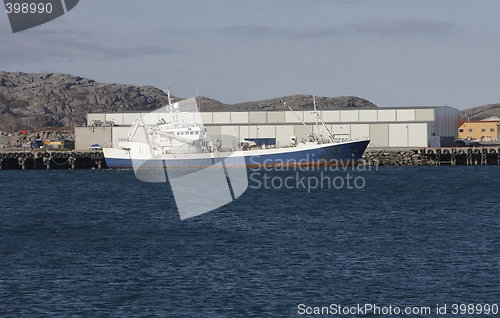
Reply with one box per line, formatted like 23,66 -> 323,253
0,166 -> 499,317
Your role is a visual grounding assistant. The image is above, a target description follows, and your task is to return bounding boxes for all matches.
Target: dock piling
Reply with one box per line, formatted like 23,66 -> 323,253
0,150 -> 105,170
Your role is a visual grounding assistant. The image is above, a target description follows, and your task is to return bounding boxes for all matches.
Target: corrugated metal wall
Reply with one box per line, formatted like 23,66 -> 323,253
83,107 -> 457,148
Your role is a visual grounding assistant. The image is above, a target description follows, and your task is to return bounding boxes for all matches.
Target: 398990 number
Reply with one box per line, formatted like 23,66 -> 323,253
5,2 -> 53,14
451,304 -> 499,315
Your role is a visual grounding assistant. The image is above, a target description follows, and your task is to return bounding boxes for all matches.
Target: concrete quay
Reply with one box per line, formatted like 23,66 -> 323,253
2,146 -> 499,170
362,146 -> 500,166
0,150 -> 106,170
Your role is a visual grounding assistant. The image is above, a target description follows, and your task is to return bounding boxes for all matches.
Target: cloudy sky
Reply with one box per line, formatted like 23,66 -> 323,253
1,0 -> 499,109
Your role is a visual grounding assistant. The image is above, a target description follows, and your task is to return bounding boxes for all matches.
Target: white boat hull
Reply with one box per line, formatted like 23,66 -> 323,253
103,139 -> 370,169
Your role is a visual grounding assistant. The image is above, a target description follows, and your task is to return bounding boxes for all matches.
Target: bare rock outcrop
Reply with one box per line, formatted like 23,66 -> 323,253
459,103 -> 500,120
0,71 -> 169,131
200,94 -> 377,111
0,71 -> 378,133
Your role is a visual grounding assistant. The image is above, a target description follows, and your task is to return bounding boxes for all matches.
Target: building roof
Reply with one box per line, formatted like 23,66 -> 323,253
458,119 -> 500,128
482,116 -> 500,121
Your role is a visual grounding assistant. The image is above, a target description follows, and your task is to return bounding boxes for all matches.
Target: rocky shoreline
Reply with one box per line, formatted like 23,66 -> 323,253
0,128 -> 74,149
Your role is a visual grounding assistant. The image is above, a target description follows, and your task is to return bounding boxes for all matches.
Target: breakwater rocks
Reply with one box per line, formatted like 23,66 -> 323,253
361,149 -> 424,166
362,147 -> 500,166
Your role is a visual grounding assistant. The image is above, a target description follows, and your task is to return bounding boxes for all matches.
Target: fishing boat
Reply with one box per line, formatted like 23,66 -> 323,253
102,91 -> 370,169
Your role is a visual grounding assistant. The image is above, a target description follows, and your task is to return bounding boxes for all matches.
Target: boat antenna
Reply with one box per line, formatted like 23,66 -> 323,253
195,88 -> 201,109
165,87 -> 173,109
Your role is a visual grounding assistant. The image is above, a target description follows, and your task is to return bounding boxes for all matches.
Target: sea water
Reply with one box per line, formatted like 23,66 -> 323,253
0,166 -> 499,317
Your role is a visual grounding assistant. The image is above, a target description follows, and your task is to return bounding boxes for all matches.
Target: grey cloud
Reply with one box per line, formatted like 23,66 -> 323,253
288,28 -> 341,39
354,18 -> 454,34
0,29 -> 175,65
214,25 -> 341,40
215,25 -> 284,39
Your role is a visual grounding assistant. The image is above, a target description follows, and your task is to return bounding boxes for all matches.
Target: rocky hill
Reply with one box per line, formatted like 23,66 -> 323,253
0,71 -> 377,133
0,71 -> 170,132
199,94 -> 377,112
458,103 -> 500,120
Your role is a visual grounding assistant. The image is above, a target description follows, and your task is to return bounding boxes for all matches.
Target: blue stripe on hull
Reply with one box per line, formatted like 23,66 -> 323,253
104,140 -> 370,169
245,140 -> 369,166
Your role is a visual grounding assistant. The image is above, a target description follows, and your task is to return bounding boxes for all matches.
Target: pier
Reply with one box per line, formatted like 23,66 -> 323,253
0,150 -> 106,170
420,146 -> 500,166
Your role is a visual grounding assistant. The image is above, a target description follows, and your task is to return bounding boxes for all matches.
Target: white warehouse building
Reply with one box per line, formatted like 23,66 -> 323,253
76,106 -> 458,150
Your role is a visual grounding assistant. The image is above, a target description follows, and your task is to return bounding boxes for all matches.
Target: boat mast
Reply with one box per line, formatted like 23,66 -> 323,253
313,94 -> 319,140
315,112 -> 335,142
165,87 -> 173,108
165,87 -> 178,124
311,94 -> 335,142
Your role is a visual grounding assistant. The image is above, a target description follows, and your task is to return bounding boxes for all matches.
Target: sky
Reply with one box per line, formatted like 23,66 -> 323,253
1,0 -> 500,110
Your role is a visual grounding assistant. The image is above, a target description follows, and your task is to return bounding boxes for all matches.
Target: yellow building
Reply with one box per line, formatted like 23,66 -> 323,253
458,118 -> 500,142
